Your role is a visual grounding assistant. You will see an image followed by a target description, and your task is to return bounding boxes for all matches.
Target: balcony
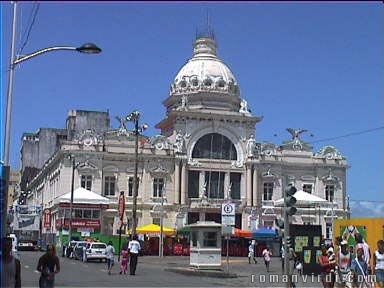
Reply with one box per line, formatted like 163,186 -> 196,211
189,198 -> 242,209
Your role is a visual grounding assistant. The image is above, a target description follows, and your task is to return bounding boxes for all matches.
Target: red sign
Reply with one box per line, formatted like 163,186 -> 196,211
43,209 -> 51,228
118,192 -> 125,221
71,219 -> 100,228
56,219 -> 101,229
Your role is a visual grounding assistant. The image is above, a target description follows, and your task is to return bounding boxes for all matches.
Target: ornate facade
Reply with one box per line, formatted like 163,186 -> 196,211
23,34 -> 348,239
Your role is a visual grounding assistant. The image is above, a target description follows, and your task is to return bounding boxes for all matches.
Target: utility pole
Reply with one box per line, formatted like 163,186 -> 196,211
282,176 -> 297,288
132,118 -> 139,236
126,111 -> 148,236
159,185 -> 164,258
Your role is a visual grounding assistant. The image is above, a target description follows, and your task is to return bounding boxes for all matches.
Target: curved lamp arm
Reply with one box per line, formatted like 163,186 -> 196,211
13,43 -> 102,66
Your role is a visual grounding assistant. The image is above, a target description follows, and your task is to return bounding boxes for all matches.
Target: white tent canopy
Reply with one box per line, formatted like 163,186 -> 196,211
54,187 -> 109,205
274,190 -> 328,207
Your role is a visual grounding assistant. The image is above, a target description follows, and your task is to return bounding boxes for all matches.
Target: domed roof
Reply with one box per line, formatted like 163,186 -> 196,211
170,37 -> 240,97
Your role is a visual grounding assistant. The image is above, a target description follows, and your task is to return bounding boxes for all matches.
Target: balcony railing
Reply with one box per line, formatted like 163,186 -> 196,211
188,198 -> 242,209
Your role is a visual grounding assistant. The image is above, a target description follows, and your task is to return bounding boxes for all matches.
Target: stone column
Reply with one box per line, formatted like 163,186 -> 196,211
199,171 -> 205,197
224,172 -> 230,199
174,160 -> 180,204
180,162 -> 187,205
252,168 -> 258,207
246,164 -> 252,206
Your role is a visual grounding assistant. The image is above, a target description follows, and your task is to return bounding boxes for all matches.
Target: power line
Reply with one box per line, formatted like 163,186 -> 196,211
309,126 -> 384,144
18,3 -> 40,55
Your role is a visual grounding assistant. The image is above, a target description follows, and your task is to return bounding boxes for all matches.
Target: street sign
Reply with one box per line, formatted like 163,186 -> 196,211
222,203 -> 235,216
43,209 -> 51,228
221,203 -> 235,226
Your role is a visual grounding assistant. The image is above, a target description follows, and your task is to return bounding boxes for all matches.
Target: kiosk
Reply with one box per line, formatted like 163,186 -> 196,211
188,221 -> 222,268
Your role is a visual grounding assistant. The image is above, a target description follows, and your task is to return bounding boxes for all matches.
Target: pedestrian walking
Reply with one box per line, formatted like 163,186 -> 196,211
37,244 -> 60,288
319,245 -> 332,288
327,247 -> 337,288
262,246 -> 272,272
119,248 -> 129,274
2,237 -> 21,288
280,245 -> 285,270
351,247 -> 370,288
248,241 -> 257,264
128,235 -> 141,275
82,243 -> 88,262
335,240 -> 352,288
105,241 -> 115,275
373,240 -> 384,288
355,233 -> 371,274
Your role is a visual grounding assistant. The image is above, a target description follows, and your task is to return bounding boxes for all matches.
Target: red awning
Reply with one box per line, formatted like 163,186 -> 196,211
232,228 -> 252,238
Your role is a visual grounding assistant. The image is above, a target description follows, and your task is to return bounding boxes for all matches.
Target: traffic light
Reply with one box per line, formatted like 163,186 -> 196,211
284,185 -> 297,216
286,236 -> 293,249
275,218 -> 285,237
275,218 -> 284,229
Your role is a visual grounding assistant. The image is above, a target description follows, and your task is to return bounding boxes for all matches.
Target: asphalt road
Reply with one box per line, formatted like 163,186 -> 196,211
19,251 -> 322,287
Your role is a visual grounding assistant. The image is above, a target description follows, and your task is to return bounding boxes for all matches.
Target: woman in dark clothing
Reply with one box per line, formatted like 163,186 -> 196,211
37,244 -> 60,288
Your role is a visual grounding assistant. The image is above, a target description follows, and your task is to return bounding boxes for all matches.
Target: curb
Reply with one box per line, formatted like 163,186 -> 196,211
164,267 -> 238,278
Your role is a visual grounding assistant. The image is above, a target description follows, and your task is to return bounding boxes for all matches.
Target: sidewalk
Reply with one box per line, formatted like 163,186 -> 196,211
139,256 -> 323,287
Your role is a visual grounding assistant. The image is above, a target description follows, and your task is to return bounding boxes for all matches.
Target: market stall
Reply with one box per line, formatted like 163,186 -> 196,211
133,223 -> 176,256
52,187 -> 109,253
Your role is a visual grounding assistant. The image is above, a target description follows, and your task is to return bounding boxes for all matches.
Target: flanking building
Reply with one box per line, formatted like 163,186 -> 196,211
22,33 -> 348,241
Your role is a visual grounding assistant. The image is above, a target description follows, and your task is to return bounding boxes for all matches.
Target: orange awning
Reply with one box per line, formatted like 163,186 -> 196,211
232,228 -> 252,238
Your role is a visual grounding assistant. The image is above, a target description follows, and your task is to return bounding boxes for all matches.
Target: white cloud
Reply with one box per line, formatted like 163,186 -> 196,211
350,201 -> 384,218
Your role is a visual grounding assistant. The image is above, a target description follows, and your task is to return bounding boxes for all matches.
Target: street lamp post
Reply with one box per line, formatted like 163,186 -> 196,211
126,111 -> 148,236
1,2 -> 101,238
3,42 -> 102,165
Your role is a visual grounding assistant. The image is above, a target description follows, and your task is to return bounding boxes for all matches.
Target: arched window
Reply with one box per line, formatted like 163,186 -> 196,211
192,133 -> 237,160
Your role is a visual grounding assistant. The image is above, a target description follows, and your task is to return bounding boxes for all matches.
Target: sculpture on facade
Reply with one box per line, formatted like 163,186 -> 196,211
239,99 -> 251,114
200,181 -> 208,199
173,130 -> 190,154
74,129 -> 103,146
176,95 -> 189,111
287,128 -> 307,140
286,128 -> 308,151
181,95 -> 188,110
174,131 -> 185,153
226,182 -> 232,200
115,116 -> 129,136
246,134 -> 256,157
149,135 -> 170,150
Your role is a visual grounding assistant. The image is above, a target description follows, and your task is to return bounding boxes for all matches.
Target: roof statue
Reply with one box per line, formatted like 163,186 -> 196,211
287,128 -> 307,140
280,128 -> 313,152
239,99 -> 251,115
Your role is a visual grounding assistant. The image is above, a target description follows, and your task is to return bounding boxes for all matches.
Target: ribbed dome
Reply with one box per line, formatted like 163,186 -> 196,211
170,37 -> 240,97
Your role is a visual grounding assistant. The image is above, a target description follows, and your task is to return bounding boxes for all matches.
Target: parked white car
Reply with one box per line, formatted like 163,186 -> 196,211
85,242 -> 107,262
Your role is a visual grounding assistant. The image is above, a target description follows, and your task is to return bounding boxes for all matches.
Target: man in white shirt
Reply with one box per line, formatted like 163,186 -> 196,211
128,235 -> 141,275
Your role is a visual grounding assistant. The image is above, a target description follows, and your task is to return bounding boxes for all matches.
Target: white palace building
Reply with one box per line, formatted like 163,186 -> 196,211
21,32 -> 349,240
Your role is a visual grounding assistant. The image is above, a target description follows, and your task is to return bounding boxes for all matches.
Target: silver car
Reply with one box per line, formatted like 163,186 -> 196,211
85,242 -> 107,262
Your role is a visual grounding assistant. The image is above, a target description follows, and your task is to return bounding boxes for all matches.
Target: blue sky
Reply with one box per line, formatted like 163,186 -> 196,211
1,2 -> 383,216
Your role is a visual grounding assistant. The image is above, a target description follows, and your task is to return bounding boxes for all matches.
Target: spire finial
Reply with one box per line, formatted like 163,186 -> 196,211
195,9 -> 215,40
